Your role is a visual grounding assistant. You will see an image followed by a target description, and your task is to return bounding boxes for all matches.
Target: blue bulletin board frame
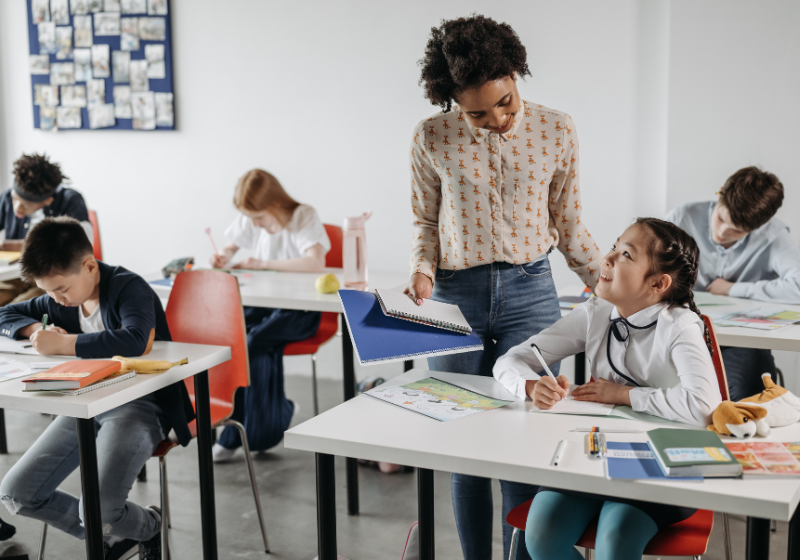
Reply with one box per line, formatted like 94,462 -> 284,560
26,0 -> 175,131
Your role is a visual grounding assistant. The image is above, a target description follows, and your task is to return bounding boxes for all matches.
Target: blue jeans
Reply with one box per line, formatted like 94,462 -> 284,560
721,346 -> 777,402
427,258 -> 562,560
0,399 -> 165,541
525,491 -> 658,560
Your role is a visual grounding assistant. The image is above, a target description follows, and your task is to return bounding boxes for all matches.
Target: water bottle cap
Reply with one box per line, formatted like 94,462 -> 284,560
344,211 -> 372,230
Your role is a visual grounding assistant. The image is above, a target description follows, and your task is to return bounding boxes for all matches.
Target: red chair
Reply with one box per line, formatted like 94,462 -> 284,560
505,316 -> 731,560
87,209 -> 103,261
156,270 -> 269,556
283,224 -> 342,416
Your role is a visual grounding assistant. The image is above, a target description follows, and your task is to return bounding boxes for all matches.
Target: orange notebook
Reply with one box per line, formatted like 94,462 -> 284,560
23,360 -> 121,391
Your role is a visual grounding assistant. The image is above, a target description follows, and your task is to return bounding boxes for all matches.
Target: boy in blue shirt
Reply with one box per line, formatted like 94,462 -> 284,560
0,217 -> 194,560
0,153 -> 92,305
666,166 -> 800,400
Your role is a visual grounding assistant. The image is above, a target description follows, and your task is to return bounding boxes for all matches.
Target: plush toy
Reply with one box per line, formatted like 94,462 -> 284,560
708,373 -> 800,438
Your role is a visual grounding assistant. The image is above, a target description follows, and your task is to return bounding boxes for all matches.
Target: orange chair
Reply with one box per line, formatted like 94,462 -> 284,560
87,209 -> 103,261
155,270 -> 269,556
505,316 -> 732,560
283,224 -> 342,416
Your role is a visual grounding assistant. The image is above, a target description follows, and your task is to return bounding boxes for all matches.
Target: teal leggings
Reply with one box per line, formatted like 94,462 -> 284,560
525,491 -> 659,560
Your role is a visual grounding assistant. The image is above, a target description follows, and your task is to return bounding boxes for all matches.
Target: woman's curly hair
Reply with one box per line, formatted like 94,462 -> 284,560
12,153 -> 66,198
418,15 -> 531,112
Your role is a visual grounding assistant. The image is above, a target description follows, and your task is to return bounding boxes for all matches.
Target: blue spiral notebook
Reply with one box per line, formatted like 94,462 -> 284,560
338,290 -> 483,365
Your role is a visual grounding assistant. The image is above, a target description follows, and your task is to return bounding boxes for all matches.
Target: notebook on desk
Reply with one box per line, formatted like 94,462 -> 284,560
338,289 -> 483,365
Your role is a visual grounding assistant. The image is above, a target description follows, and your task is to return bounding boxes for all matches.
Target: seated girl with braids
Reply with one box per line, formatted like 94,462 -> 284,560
493,217 -> 720,560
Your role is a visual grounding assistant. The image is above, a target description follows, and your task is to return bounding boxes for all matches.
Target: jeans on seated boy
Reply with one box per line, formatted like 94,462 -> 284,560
667,167 -> 800,401
0,217 -> 194,558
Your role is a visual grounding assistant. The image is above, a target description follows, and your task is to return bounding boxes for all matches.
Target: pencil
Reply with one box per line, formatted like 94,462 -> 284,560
41,314 -> 48,330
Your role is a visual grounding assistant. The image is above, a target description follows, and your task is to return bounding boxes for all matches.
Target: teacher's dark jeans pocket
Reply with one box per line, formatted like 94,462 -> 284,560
517,258 -> 552,279
435,268 -> 458,282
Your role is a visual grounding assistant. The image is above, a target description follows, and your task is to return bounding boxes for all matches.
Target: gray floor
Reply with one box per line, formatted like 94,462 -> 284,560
0,375 -> 787,559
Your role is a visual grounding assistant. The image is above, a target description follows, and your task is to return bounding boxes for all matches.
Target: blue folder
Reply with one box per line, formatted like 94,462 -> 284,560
338,289 -> 483,365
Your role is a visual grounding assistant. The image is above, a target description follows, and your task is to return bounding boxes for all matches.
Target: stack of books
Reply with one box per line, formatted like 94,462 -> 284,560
23,360 -> 135,395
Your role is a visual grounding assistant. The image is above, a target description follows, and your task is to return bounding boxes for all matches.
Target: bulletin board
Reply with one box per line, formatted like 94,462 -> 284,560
26,0 -> 175,131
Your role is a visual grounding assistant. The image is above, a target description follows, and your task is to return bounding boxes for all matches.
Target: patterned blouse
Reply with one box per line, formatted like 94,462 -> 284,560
409,99 -> 601,289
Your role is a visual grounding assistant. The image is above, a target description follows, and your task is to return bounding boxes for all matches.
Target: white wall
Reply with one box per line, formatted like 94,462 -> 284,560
0,0 -> 642,286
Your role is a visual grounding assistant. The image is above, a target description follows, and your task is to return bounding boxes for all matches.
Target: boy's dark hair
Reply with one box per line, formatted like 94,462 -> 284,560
418,15 -> 531,112
635,217 -> 713,355
12,153 -> 66,202
20,217 -> 93,282
718,166 -> 783,231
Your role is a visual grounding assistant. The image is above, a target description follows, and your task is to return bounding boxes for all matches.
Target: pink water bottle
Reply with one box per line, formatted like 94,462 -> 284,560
343,211 -> 372,290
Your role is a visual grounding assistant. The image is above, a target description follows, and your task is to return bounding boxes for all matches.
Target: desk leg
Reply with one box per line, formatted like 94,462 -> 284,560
195,369 -> 218,560
746,517 -> 770,560
0,409 -> 7,454
404,360 -> 413,372
418,468 -> 435,560
574,352 -> 586,385
789,507 -> 800,559
340,316 -> 360,516
76,418 -> 104,560
316,453 -> 337,560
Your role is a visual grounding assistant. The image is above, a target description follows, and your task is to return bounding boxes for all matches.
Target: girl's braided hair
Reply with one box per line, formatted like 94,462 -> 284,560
634,217 -> 713,355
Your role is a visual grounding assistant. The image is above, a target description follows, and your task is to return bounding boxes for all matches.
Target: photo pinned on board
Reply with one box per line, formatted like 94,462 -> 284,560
105,0 -> 122,11
155,92 -> 173,127
51,0 -> 70,25
55,26 -> 73,60
61,85 -> 88,107
39,107 -> 57,131
138,17 -> 166,40
147,0 -> 167,16
38,22 -> 57,55
121,0 -> 146,14
121,17 -> 139,51
113,85 -> 132,118
145,44 -> 165,79
131,90 -> 155,130
87,0 -> 104,12
34,84 -> 59,107
74,48 -> 92,81
56,106 -> 82,129
73,15 -> 93,47
87,78 -> 106,105
129,59 -> 148,92
112,50 -> 131,83
29,55 -> 50,75
32,0 -> 51,23
91,44 -> 110,78
89,103 -> 116,129
70,0 -> 89,15
94,12 -> 121,35
50,62 -> 76,86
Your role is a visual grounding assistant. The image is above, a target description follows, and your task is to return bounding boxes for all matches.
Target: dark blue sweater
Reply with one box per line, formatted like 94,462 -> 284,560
0,261 -> 195,445
0,187 -> 89,240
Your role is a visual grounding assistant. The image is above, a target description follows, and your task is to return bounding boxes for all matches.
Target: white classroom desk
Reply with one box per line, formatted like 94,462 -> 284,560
148,267 -> 409,517
286,368 -> 800,560
0,263 -> 21,282
0,341 -> 231,560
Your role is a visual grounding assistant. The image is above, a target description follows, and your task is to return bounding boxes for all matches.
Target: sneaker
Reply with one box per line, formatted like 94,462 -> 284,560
212,442 -> 239,463
138,506 -> 162,560
105,538 -> 138,560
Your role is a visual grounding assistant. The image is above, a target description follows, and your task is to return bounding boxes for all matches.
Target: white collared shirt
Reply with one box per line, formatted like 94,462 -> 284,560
493,298 -> 721,426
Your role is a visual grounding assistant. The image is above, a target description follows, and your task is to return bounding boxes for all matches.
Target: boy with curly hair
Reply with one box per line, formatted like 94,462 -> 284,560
0,153 -> 92,304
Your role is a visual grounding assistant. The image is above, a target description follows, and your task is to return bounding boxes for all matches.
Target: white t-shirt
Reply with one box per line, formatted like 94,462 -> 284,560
224,204 -> 330,262
79,304 -> 105,334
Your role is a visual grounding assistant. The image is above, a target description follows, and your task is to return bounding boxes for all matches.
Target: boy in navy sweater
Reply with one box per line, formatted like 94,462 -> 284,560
0,154 -> 92,305
0,217 -> 194,560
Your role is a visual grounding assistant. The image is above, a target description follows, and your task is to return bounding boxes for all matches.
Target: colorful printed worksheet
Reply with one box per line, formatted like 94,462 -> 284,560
726,441 -> 800,476
364,377 -> 512,422
712,308 -> 800,330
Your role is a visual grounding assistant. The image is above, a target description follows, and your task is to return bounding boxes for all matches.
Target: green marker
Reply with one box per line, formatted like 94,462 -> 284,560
41,314 -> 48,331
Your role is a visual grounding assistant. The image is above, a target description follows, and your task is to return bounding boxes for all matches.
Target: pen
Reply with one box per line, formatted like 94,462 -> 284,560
571,428 -> 644,433
530,344 -> 556,379
551,439 -> 567,467
41,314 -> 48,331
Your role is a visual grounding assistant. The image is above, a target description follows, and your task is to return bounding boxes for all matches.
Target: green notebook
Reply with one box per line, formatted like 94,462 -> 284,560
647,428 -> 743,478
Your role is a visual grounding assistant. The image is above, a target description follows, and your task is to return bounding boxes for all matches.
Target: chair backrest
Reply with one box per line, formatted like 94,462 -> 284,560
702,315 -> 730,401
88,210 -> 103,261
165,270 -> 250,410
324,224 -> 343,268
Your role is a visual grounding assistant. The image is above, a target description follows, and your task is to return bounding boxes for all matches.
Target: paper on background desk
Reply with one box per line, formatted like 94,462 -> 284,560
693,292 -> 737,306
711,307 -> 800,330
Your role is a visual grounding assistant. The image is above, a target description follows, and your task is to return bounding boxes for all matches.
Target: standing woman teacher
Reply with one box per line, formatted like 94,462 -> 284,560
404,15 -> 602,560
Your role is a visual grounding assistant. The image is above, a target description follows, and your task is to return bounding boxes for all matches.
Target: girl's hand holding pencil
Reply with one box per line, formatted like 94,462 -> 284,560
527,375 -> 570,409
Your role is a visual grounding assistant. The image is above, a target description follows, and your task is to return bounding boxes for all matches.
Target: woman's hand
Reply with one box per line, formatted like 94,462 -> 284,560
232,258 -> 268,270
403,273 -> 433,306
571,378 -> 633,406
527,375 -> 570,410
